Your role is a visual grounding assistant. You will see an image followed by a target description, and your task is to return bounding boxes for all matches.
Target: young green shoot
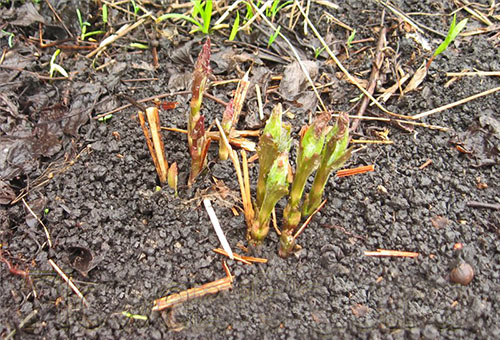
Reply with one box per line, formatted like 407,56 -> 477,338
49,49 -> 69,78
268,0 -> 292,21
76,8 -> 105,40
102,4 -> 108,24
250,103 -> 291,244
1,30 -> 14,48
314,46 -> 325,59
280,113 -> 330,256
426,13 -> 468,69
302,113 -> 351,217
157,0 -> 213,35
97,114 -> 113,122
347,29 -> 356,48
268,25 -> 281,47
229,11 -> 240,41
130,42 -> 149,49
130,0 -> 140,17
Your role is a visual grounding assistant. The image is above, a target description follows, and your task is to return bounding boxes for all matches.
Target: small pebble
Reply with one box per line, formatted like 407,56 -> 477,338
450,262 -> 474,285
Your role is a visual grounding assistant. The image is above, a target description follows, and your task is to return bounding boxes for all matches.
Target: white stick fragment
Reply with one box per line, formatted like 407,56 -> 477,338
203,198 -> 234,260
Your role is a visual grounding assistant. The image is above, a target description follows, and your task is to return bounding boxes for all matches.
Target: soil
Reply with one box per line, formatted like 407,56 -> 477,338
1,1 -> 499,339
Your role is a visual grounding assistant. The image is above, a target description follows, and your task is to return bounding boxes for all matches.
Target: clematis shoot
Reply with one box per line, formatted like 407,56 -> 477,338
249,103 -> 291,244
188,37 -> 212,185
282,113 -> 329,230
279,113 -> 330,257
302,113 -> 351,217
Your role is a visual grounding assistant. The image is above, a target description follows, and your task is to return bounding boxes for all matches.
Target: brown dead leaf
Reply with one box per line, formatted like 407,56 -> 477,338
403,61 -> 427,94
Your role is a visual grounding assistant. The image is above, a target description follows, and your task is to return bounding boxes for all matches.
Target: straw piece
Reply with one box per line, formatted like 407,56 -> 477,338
48,259 -> 88,306
204,198 -> 234,260
364,249 -> 419,257
213,248 -> 268,264
336,165 -> 375,178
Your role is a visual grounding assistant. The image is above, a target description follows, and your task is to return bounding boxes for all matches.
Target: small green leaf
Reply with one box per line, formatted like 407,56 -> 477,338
98,114 -> 113,122
268,25 -> 281,47
122,311 -> 148,321
229,11 -> 240,41
347,29 -> 356,48
203,0 -> 213,34
433,14 -> 468,57
130,42 -> 149,49
102,4 -> 108,23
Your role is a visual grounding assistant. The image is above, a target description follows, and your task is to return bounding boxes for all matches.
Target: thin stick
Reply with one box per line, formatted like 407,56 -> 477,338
466,201 -> 500,210
163,127 -> 260,138
4,309 -> 38,340
241,150 -> 252,216
364,249 -> 419,258
272,208 -> 281,236
351,139 -> 394,144
419,159 -> 433,170
446,70 -> 500,77
44,0 -> 73,38
153,277 -> 232,311
213,248 -> 268,264
336,165 -> 375,178
94,90 -> 190,119
204,198 -> 234,260
255,84 -> 264,121
48,259 -> 89,307
351,27 -> 387,131
22,198 -> 52,248
294,199 -> 327,240
152,263 -> 233,312
331,114 -> 449,131
412,85 -> 500,120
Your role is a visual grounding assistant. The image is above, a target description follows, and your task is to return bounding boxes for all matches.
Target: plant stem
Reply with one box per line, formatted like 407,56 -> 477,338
188,37 -> 211,185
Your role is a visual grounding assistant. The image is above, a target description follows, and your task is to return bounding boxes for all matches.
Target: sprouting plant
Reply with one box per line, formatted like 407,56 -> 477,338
426,13 -> 468,69
76,8 -> 90,40
49,49 -> 69,78
281,113 -> 329,233
347,29 -> 356,48
267,0 -> 292,21
102,4 -> 108,24
98,114 -> 113,122
314,46 -> 325,59
130,0 -> 140,16
76,9 -> 105,40
302,113 -> 351,217
157,0 -> 213,35
249,103 -> 291,243
279,113 -> 351,257
267,25 -> 281,47
130,42 -> 149,49
229,11 -> 240,41
188,38 -> 212,185
1,30 -> 14,48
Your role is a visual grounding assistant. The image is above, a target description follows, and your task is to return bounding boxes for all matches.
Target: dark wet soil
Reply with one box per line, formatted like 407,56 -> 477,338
1,1 -> 499,339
